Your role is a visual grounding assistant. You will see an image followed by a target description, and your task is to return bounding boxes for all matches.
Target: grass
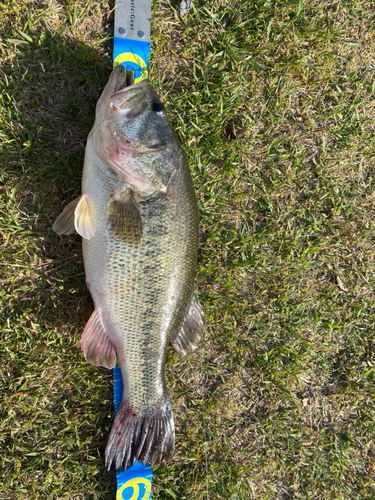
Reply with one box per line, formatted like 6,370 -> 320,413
1,0 -> 375,498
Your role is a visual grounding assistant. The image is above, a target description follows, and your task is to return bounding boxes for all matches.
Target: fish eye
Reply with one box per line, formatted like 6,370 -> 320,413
153,102 -> 165,114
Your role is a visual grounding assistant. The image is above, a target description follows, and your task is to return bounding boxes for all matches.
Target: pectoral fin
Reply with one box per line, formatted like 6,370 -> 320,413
52,196 -> 81,235
171,294 -> 204,356
107,189 -> 142,244
75,193 -> 96,240
80,309 -> 116,369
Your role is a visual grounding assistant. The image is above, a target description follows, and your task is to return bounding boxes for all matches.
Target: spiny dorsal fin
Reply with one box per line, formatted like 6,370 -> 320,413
107,189 -> 142,244
52,196 -> 81,235
75,193 -> 96,240
171,294 -> 204,356
80,309 -> 116,369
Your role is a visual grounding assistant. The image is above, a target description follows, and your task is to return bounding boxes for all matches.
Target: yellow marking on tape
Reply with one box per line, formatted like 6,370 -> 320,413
116,477 -> 152,500
114,53 -> 148,82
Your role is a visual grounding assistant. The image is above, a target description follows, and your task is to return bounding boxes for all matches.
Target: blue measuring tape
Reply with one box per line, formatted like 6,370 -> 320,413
113,360 -> 152,499
112,1 -> 152,499
113,0 -> 151,78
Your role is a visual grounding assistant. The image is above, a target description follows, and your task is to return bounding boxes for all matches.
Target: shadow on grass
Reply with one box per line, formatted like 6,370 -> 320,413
0,27 -> 118,499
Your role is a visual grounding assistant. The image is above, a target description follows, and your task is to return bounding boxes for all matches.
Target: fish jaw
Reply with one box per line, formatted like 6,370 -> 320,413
88,65 -> 178,197
88,128 -> 165,197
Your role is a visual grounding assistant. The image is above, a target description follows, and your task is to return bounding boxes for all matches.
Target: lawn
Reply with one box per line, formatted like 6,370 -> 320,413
1,0 -> 375,498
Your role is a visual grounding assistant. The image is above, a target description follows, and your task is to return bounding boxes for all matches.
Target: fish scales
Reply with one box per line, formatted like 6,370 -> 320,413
83,146 -> 198,410
53,66 -> 204,471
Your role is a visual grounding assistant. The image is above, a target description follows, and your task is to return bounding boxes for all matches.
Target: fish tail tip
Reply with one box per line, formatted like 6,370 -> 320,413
105,399 -> 175,472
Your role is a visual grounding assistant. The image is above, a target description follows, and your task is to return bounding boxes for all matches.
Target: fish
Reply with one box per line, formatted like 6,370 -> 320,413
52,65 -> 204,472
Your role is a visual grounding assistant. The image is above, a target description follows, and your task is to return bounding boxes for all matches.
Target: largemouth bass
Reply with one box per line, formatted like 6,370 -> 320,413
53,66 -> 204,471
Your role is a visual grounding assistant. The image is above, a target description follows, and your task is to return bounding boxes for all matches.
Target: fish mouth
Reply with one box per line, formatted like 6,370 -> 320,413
110,68 -> 150,113
96,65 -> 149,120
114,67 -> 136,92
105,65 -> 164,156
108,68 -> 163,153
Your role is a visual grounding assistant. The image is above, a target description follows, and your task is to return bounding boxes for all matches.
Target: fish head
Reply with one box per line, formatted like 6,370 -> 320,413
97,65 -> 174,155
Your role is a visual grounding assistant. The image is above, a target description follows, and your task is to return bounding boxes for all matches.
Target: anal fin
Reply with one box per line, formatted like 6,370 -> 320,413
52,196 -> 81,235
171,294 -> 204,356
80,309 -> 116,369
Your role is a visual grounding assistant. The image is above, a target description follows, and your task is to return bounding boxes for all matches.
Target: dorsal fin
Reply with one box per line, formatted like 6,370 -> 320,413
171,294 -> 204,356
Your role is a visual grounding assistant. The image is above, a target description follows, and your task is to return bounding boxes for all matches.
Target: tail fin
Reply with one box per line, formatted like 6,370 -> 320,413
105,399 -> 175,472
